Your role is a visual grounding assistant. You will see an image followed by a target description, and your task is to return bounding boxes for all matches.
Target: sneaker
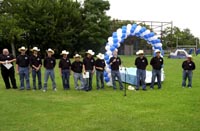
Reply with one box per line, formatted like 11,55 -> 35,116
54,88 -> 57,91
188,86 -> 192,88
182,86 -> 185,88
43,89 -> 46,92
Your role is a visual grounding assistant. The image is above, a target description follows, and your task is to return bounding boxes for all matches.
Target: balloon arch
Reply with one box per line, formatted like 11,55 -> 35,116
103,23 -> 163,85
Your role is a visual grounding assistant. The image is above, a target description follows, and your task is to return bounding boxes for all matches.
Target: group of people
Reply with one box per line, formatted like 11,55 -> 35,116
0,46 -> 196,92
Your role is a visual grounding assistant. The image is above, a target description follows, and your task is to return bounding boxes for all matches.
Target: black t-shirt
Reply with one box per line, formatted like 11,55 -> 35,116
16,54 -> 29,67
182,60 -> 195,70
44,56 -> 56,69
71,61 -> 83,73
59,57 -> 71,70
109,56 -> 121,71
83,57 -> 95,70
95,59 -> 106,71
0,54 -> 15,70
29,54 -> 42,68
135,56 -> 148,70
150,56 -> 163,70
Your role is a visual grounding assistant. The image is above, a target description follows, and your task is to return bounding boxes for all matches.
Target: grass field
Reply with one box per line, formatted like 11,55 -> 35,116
0,55 -> 200,131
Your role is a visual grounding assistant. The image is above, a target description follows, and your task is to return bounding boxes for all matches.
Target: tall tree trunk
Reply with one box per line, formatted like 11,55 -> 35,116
11,41 -> 16,57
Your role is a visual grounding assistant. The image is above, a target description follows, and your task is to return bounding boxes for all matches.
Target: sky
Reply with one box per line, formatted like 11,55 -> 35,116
106,0 -> 200,37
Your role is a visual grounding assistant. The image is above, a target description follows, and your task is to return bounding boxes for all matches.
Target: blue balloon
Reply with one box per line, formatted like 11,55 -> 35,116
113,38 -> 118,44
104,77 -> 110,82
113,43 -> 118,48
122,26 -> 127,30
112,32 -> 118,38
104,54 -> 109,60
110,46 -> 115,52
106,60 -> 110,64
104,72 -> 108,77
122,28 -> 126,33
139,27 -> 146,34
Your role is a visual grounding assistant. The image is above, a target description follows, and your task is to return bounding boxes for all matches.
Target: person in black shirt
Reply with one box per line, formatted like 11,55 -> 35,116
95,53 -> 106,90
16,46 -> 30,90
182,55 -> 195,88
0,49 -> 17,89
109,50 -> 124,90
59,50 -> 71,90
30,47 -> 42,90
43,48 -> 56,92
71,54 -> 84,90
150,49 -> 164,89
135,50 -> 148,90
83,50 -> 95,91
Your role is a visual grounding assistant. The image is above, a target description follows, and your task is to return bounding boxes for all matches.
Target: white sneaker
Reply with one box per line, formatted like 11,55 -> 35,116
43,89 -> 46,92
53,88 -> 57,91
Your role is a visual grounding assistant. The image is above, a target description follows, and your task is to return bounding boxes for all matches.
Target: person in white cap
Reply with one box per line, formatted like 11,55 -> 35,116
135,50 -> 148,91
95,53 -> 106,90
150,49 -> 164,89
16,46 -> 30,90
30,47 -> 42,90
109,50 -> 124,90
83,49 -> 95,91
71,54 -> 84,90
59,50 -> 71,90
43,48 -> 56,92
0,48 -> 17,89
182,55 -> 195,88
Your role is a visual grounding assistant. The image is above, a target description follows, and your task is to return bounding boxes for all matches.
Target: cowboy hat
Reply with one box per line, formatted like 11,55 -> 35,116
18,46 -> 27,52
96,53 -> 104,60
155,49 -> 161,53
46,48 -> 55,54
187,55 -> 192,58
73,54 -> 81,58
86,49 -> 95,55
30,47 -> 40,52
60,50 -> 69,55
136,50 -> 144,55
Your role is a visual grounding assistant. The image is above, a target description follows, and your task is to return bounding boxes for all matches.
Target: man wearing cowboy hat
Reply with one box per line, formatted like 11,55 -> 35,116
0,48 -> 18,89
59,50 -> 71,90
43,48 -> 56,92
182,55 -> 195,88
95,53 -> 106,90
16,46 -> 30,90
30,47 -> 42,90
109,50 -> 124,90
83,49 -> 95,91
71,54 -> 84,90
150,49 -> 164,89
135,50 -> 148,91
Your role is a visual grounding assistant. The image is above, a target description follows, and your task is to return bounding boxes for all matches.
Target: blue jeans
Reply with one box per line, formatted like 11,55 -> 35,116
136,69 -> 146,90
32,69 -> 42,90
73,72 -> 84,90
182,70 -> 193,87
61,69 -> 70,89
150,69 -> 161,89
19,67 -> 30,90
111,70 -> 124,90
96,70 -> 104,89
84,70 -> 93,90
44,69 -> 56,90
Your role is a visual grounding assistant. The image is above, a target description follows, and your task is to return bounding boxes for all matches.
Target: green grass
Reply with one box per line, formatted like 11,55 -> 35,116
0,55 -> 200,131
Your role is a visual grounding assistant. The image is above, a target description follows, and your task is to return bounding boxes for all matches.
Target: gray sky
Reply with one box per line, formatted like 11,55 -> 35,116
106,0 -> 199,37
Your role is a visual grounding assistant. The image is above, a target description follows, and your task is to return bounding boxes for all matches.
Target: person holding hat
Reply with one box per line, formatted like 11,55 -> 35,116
43,48 -> 56,92
16,46 -> 30,90
71,54 -> 84,90
150,49 -> 164,89
30,47 -> 42,90
135,50 -> 148,90
109,50 -> 124,90
83,49 -> 95,91
182,55 -> 195,88
95,53 -> 106,90
59,50 -> 71,90
0,48 -> 18,89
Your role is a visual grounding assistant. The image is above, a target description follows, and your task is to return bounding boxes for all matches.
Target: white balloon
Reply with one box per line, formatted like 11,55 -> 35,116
108,73 -> 112,78
117,43 -> 121,48
133,25 -> 142,34
108,37 -> 113,42
106,50 -> 112,56
117,37 -> 122,42
141,29 -> 150,36
108,40 -> 113,46
106,68 -> 111,73
117,28 -> 122,37
148,36 -> 158,41
154,43 -> 162,47
106,81 -> 113,86
127,24 -> 132,30
105,45 -> 110,51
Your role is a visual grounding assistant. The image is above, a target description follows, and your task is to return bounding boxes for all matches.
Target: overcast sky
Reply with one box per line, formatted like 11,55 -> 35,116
106,0 -> 199,37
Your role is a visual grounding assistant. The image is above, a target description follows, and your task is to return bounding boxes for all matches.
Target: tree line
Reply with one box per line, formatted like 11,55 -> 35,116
0,0 -> 199,57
